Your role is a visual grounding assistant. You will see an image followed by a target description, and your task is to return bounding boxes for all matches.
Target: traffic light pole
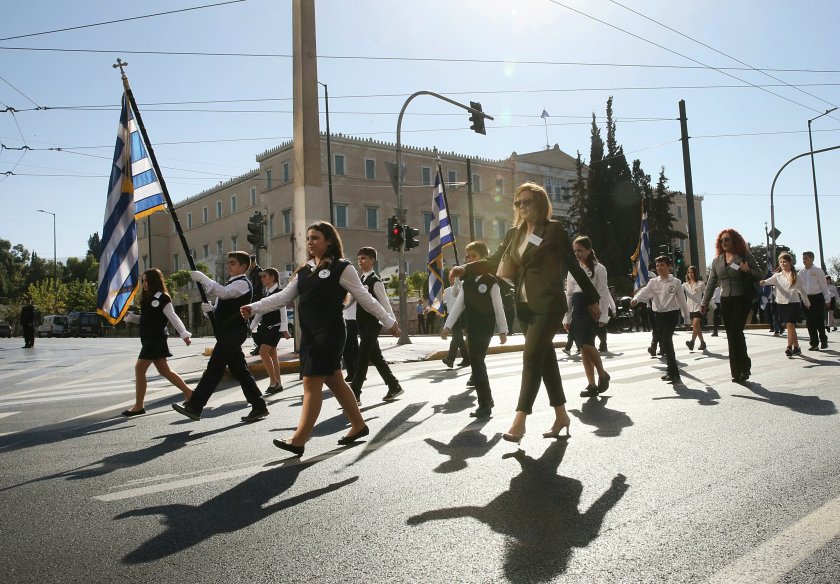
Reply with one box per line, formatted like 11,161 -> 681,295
395,91 -> 493,345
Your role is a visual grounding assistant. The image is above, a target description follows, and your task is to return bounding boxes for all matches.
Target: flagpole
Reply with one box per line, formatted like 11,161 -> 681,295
113,60 -> 215,330
435,163 -> 459,266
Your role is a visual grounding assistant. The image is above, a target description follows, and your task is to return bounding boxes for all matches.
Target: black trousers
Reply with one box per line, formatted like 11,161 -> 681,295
466,326 -> 494,408
188,328 -> 265,413
351,324 -> 399,395
649,311 -> 659,349
805,294 -> 827,346
342,319 -> 359,380
516,304 -> 565,414
446,318 -> 469,363
713,303 -> 722,334
23,324 -> 35,346
596,326 -> 607,349
720,295 -> 752,378
417,314 -> 426,334
655,310 -> 680,376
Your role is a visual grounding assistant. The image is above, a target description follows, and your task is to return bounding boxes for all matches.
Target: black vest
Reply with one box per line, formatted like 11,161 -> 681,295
260,287 -> 283,328
463,274 -> 498,333
297,260 -> 350,335
214,275 -> 252,334
139,291 -> 171,337
356,272 -> 385,330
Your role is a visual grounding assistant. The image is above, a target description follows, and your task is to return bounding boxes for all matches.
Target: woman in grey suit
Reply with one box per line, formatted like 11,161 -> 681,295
451,182 -> 600,443
700,228 -> 762,383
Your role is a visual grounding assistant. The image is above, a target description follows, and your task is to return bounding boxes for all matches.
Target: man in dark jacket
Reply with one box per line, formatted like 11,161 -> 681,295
20,297 -> 36,348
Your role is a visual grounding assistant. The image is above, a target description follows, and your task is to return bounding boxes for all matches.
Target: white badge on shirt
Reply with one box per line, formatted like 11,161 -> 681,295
151,300 -> 160,307
527,233 -> 543,246
729,260 -> 741,270
478,283 -> 488,294
318,269 -> 330,279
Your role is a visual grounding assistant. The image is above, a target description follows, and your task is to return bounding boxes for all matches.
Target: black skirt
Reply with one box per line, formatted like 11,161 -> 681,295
777,303 -> 802,324
258,326 -> 282,348
299,326 -> 346,377
570,292 -> 597,347
138,335 -> 172,360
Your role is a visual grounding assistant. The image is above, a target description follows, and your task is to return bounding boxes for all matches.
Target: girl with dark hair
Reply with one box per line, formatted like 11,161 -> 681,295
563,236 -> 611,397
241,222 -> 401,457
683,265 -> 707,351
249,267 -> 290,394
761,253 -> 809,356
701,228 -> 762,382
122,268 -> 192,416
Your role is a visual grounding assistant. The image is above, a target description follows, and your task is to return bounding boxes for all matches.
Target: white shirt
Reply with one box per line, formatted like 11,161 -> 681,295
712,287 -> 722,304
828,283 -> 838,300
360,270 -> 397,321
443,277 -> 508,334
442,279 -> 462,313
191,271 -> 251,303
682,280 -> 706,313
343,296 -> 357,320
798,265 -> 830,302
247,260 -> 397,330
249,284 -> 290,332
632,275 -> 690,321
762,272 -> 809,306
564,262 -> 610,325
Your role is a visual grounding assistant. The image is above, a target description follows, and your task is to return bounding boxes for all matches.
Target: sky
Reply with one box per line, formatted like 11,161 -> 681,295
2,0 -> 840,271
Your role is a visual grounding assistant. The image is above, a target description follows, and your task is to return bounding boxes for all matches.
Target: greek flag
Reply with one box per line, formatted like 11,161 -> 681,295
760,246 -> 774,309
127,101 -> 165,218
631,201 -> 651,291
427,172 -> 455,314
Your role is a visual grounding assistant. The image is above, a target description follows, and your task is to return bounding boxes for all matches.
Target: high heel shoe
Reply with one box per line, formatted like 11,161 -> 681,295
273,438 -> 304,457
543,417 -> 571,439
337,424 -> 369,445
502,430 -> 525,444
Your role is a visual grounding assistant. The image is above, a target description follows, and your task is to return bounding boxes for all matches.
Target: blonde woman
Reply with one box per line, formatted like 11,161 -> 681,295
760,253 -> 809,356
682,266 -> 707,351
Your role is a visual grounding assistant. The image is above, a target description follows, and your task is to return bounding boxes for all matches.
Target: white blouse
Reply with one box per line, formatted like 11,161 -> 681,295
763,272 -> 809,306
563,262 -> 610,325
682,280 -> 706,313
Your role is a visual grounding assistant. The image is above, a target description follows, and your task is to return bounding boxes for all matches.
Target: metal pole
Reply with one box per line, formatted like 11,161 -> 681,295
807,107 -> 836,271
678,100 -> 700,269
466,158 -> 475,243
36,209 -> 57,289
319,81 -> 334,224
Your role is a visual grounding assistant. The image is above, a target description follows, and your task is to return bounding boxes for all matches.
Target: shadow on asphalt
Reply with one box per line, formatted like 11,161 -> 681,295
115,458 -> 358,563
430,388 -> 476,415
347,401 -> 431,466
423,418 -> 501,473
568,396 -> 634,437
732,381 -> 837,415
407,440 -> 629,582
652,378 -> 721,406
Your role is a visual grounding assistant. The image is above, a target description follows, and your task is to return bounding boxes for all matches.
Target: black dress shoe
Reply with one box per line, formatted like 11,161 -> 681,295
338,425 -> 370,445
442,357 -> 454,368
647,346 -> 657,357
597,372 -> 611,393
580,385 -> 599,398
121,408 -> 146,417
469,406 -> 492,419
264,384 -> 284,395
383,386 -> 404,401
241,407 -> 269,423
456,360 -> 470,367
172,403 -> 201,421
821,340 -> 828,349
273,438 -> 304,457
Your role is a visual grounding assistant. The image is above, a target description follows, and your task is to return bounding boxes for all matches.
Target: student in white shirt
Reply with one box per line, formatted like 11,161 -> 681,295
682,265 -> 707,352
826,276 -> 838,332
631,255 -> 689,383
249,268 -> 291,394
760,252 -> 809,356
798,251 -> 830,350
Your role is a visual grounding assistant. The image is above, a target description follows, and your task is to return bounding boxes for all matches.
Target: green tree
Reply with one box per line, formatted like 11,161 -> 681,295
87,232 -> 101,259
164,263 -> 211,305
648,168 -> 686,254
65,280 -> 98,312
66,255 -> 99,282
28,278 -> 68,315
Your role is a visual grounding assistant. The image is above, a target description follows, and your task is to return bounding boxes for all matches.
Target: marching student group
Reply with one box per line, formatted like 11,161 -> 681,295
121,181 -> 838,456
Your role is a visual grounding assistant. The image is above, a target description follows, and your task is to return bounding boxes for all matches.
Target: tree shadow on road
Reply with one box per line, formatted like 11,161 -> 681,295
115,458 -> 358,563
407,440 -> 629,583
568,396 -> 634,437
732,381 -> 837,415
424,419 -> 501,473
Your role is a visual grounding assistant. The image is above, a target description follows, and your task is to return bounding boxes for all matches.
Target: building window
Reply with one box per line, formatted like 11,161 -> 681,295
474,217 -> 484,238
141,221 -> 148,237
282,162 -> 290,183
421,167 -> 432,186
677,205 -> 683,219
269,213 -> 275,238
282,209 -> 292,234
231,195 -> 237,213
334,203 -> 348,228
366,207 -> 378,230
544,178 -> 553,196
216,200 -> 222,218
266,169 -> 273,190
497,219 -> 507,239
216,240 -> 223,254
250,187 -> 257,206
496,177 -> 503,195
448,170 -> 457,185
334,154 -> 345,176
231,236 -> 237,250
202,206 -> 208,224
186,212 -> 192,229
141,254 -> 148,271
365,159 -> 375,180
173,253 -> 179,271
451,215 -> 460,236
202,244 -> 209,259
423,211 -> 433,234
472,174 -> 481,192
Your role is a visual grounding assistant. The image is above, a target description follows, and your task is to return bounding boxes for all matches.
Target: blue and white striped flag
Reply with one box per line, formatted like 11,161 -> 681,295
760,246 -> 774,309
632,202 -> 651,291
427,172 -> 455,314
127,102 -> 165,219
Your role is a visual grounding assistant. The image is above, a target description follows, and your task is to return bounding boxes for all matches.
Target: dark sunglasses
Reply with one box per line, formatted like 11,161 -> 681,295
513,199 -> 533,209
719,237 -> 731,243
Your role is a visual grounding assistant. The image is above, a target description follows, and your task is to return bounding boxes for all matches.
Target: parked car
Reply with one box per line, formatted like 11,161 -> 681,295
37,315 -> 68,337
0,323 -> 11,338
287,308 -> 295,338
66,311 -> 104,337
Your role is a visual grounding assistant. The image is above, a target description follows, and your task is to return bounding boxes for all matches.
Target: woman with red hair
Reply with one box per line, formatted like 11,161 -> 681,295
700,228 -> 761,383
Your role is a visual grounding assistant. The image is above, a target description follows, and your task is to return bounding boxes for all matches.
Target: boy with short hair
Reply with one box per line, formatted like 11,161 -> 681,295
173,251 -> 269,422
349,247 -> 404,404
442,241 -> 508,418
631,255 -> 689,383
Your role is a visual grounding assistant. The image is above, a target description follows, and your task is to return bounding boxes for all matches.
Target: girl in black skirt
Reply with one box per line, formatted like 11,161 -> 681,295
122,268 -> 193,416
249,267 -> 291,394
241,222 -> 401,456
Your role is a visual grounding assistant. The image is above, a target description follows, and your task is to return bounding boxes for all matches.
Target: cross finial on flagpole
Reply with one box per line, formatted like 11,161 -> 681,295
113,58 -> 129,77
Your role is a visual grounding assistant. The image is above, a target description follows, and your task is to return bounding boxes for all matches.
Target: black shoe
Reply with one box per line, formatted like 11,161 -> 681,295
580,385 -> 599,398
456,360 -> 470,368
338,425 -> 370,445
711,332 -> 718,337
344,374 -> 353,382
121,408 -> 146,417
785,347 -> 792,357
241,407 -> 269,423
273,438 -> 304,457
698,342 -> 707,351
264,383 -> 284,395
250,347 -> 260,356
562,346 -> 571,355
383,386 -> 404,401
792,346 -> 802,356
465,379 -> 476,388
442,357 -> 454,368
809,344 -> 819,351
647,346 -> 656,357
597,372 -> 611,393
470,406 -> 492,419
686,340 -> 695,351
172,403 -> 201,421
821,340 -> 828,349
599,345 -> 607,353
661,374 -> 680,383
732,372 -> 750,383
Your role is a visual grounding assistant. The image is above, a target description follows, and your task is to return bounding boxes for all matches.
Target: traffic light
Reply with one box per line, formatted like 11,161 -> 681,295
387,216 -> 404,251
247,212 -> 266,249
468,101 -> 486,135
674,247 -> 684,267
404,225 -> 420,250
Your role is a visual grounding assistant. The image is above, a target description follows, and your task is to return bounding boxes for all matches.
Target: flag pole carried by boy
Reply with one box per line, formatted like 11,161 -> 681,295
97,59 -> 214,328
630,198 -> 651,291
427,166 -> 456,315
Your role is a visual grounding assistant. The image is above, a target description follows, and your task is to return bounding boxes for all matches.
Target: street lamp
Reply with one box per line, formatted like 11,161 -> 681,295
807,106 -> 837,271
36,209 -> 57,287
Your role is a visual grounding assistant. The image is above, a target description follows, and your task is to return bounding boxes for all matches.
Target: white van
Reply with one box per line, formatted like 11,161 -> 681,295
37,315 -> 68,337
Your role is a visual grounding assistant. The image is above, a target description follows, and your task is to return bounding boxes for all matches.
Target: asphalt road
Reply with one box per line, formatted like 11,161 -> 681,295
1,330 -> 839,584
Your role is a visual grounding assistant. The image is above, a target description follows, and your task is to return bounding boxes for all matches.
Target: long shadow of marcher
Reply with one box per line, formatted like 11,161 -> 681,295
0,417 -> 128,454
732,381 -> 837,416
568,396 -> 634,437
652,382 -> 721,406
407,441 -> 628,583
349,402 -> 430,466
116,459 -> 358,564
430,388 -> 476,415
407,367 -> 461,385
424,419 -> 501,473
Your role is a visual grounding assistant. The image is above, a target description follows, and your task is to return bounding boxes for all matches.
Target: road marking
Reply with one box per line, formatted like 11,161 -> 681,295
705,495 -> 840,583
0,411 -> 20,420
